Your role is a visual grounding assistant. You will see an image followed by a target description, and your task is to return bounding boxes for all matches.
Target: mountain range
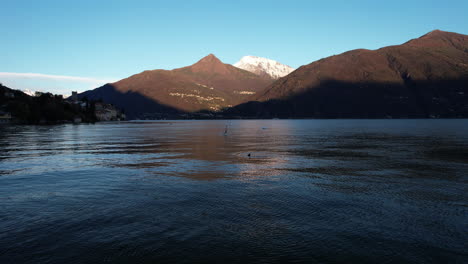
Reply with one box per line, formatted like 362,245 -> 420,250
80,30 -> 468,119
79,54 -> 274,118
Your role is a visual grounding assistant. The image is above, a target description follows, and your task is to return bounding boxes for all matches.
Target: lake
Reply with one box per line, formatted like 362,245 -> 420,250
0,120 -> 467,263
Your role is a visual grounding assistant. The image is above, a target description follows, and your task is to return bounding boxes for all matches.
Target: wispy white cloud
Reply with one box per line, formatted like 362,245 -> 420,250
0,72 -> 117,96
0,72 -> 115,84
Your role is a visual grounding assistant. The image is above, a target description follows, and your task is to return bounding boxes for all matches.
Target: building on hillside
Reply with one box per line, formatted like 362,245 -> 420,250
71,91 -> 78,102
95,102 -> 125,121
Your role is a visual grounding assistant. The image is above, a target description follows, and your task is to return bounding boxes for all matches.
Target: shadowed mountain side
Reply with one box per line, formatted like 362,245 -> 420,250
78,84 -> 182,119
224,78 -> 468,118
253,30 -> 468,103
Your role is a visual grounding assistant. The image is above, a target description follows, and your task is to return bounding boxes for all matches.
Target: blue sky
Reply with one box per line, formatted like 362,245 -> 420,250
1,0 -> 467,95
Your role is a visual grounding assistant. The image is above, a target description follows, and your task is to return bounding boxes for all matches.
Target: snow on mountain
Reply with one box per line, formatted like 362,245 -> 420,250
234,56 -> 295,79
21,89 -> 36,96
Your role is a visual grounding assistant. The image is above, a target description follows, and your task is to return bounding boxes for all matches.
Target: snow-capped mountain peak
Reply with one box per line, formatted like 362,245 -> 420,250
233,55 -> 294,79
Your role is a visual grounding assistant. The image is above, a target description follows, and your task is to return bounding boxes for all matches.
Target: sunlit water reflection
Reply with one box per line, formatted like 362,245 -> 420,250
0,120 -> 467,263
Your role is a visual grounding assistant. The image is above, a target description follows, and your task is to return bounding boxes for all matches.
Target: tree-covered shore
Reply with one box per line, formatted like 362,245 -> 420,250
0,83 -> 97,124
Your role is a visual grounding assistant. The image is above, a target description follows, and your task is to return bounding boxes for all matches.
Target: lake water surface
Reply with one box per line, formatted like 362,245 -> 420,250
0,120 -> 467,263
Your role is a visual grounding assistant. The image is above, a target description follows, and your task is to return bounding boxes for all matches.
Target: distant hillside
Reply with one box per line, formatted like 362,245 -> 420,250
79,54 -> 273,119
226,30 -> 468,118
